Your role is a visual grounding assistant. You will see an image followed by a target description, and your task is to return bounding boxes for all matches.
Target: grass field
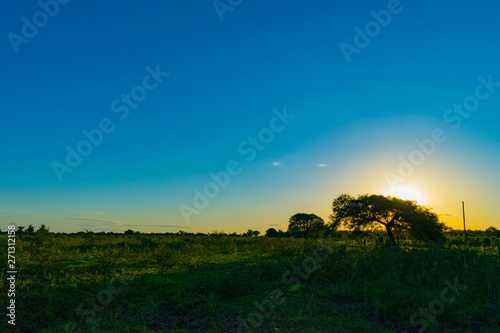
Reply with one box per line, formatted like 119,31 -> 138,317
1,231 -> 499,332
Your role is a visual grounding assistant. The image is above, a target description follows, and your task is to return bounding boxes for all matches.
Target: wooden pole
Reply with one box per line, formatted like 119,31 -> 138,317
462,201 -> 468,247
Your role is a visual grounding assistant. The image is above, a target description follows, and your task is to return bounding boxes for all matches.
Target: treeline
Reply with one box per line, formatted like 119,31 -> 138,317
6,194 -> 498,247
3,226 -> 293,238
1,224 -> 49,234
6,224 -> 500,245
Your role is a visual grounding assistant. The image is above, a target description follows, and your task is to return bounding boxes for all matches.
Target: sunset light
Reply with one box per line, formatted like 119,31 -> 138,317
383,185 -> 426,205
3,1 -> 500,331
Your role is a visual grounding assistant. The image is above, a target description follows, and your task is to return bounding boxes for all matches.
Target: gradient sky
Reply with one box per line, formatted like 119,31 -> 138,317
1,0 -> 499,234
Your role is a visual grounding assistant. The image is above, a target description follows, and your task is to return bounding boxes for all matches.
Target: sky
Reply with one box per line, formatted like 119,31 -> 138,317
1,0 -> 499,234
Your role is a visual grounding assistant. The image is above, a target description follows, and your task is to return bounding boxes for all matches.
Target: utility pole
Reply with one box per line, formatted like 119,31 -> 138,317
462,201 -> 468,247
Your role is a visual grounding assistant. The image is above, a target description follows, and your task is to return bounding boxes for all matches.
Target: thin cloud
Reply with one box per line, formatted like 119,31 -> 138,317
140,225 -> 191,229
273,162 -> 281,166
318,164 -> 329,167
68,217 -> 190,230
67,217 -> 115,223
66,217 -> 132,228
268,224 -> 282,227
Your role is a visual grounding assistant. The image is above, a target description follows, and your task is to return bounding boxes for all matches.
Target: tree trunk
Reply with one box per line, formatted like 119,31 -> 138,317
385,225 -> 397,246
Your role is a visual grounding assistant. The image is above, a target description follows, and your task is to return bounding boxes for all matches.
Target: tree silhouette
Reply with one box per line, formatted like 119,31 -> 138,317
124,229 -> 134,235
485,226 -> 500,237
329,194 -> 446,245
288,213 -> 325,238
26,224 -> 35,234
37,224 -> 50,233
265,228 -> 279,237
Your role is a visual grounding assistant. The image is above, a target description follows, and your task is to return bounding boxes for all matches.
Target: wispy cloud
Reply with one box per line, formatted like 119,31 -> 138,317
273,162 -> 281,166
67,217 -> 117,223
318,164 -> 329,167
140,225 -> 191,229
66,217 -> 132,229
268,224 -> 283,227
68,217 -> 191,230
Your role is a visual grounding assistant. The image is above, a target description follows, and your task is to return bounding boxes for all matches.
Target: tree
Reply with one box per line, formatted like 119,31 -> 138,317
124,229 -> 135,235
482,237 -> 492,247
265,228 -> 279,237
17,226 -> 25,234
26,224 -> 35,234
37,224 -> 50,233
252,230 -> 260,237
329,194 -> 446,245
288,213 -> 325,238
485,226 -> 500,237
278,230 -> 290,238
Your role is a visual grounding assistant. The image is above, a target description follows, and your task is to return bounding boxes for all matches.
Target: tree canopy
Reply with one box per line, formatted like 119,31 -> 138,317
288,213 -> 325,238
329,194 -> 446,245
265,228 -> 279,237
124,229 -> 135,235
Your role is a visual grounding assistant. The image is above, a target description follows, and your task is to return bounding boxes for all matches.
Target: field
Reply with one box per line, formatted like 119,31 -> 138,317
1,231 -> 499,332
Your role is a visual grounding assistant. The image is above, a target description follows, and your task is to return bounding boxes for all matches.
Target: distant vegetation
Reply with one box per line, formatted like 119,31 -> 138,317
329,194 -> 447,245
288,213 -> 325,238
6,223 -> 499,249
1,195 -> 499,332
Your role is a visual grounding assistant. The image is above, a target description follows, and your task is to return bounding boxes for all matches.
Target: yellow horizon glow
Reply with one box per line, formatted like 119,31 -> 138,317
383,185 -> 426,205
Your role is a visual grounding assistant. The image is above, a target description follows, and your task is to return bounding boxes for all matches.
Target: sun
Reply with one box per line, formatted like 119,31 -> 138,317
383,185 -> 425,204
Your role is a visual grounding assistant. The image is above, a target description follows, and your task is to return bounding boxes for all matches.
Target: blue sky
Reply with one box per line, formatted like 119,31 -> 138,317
1,0 -> 500,233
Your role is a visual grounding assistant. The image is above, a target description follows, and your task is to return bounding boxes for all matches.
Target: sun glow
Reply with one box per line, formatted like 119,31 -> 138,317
383,185 -> 425,205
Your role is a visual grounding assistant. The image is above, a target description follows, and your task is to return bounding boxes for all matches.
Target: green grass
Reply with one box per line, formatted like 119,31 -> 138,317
0,233 -> 499,332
